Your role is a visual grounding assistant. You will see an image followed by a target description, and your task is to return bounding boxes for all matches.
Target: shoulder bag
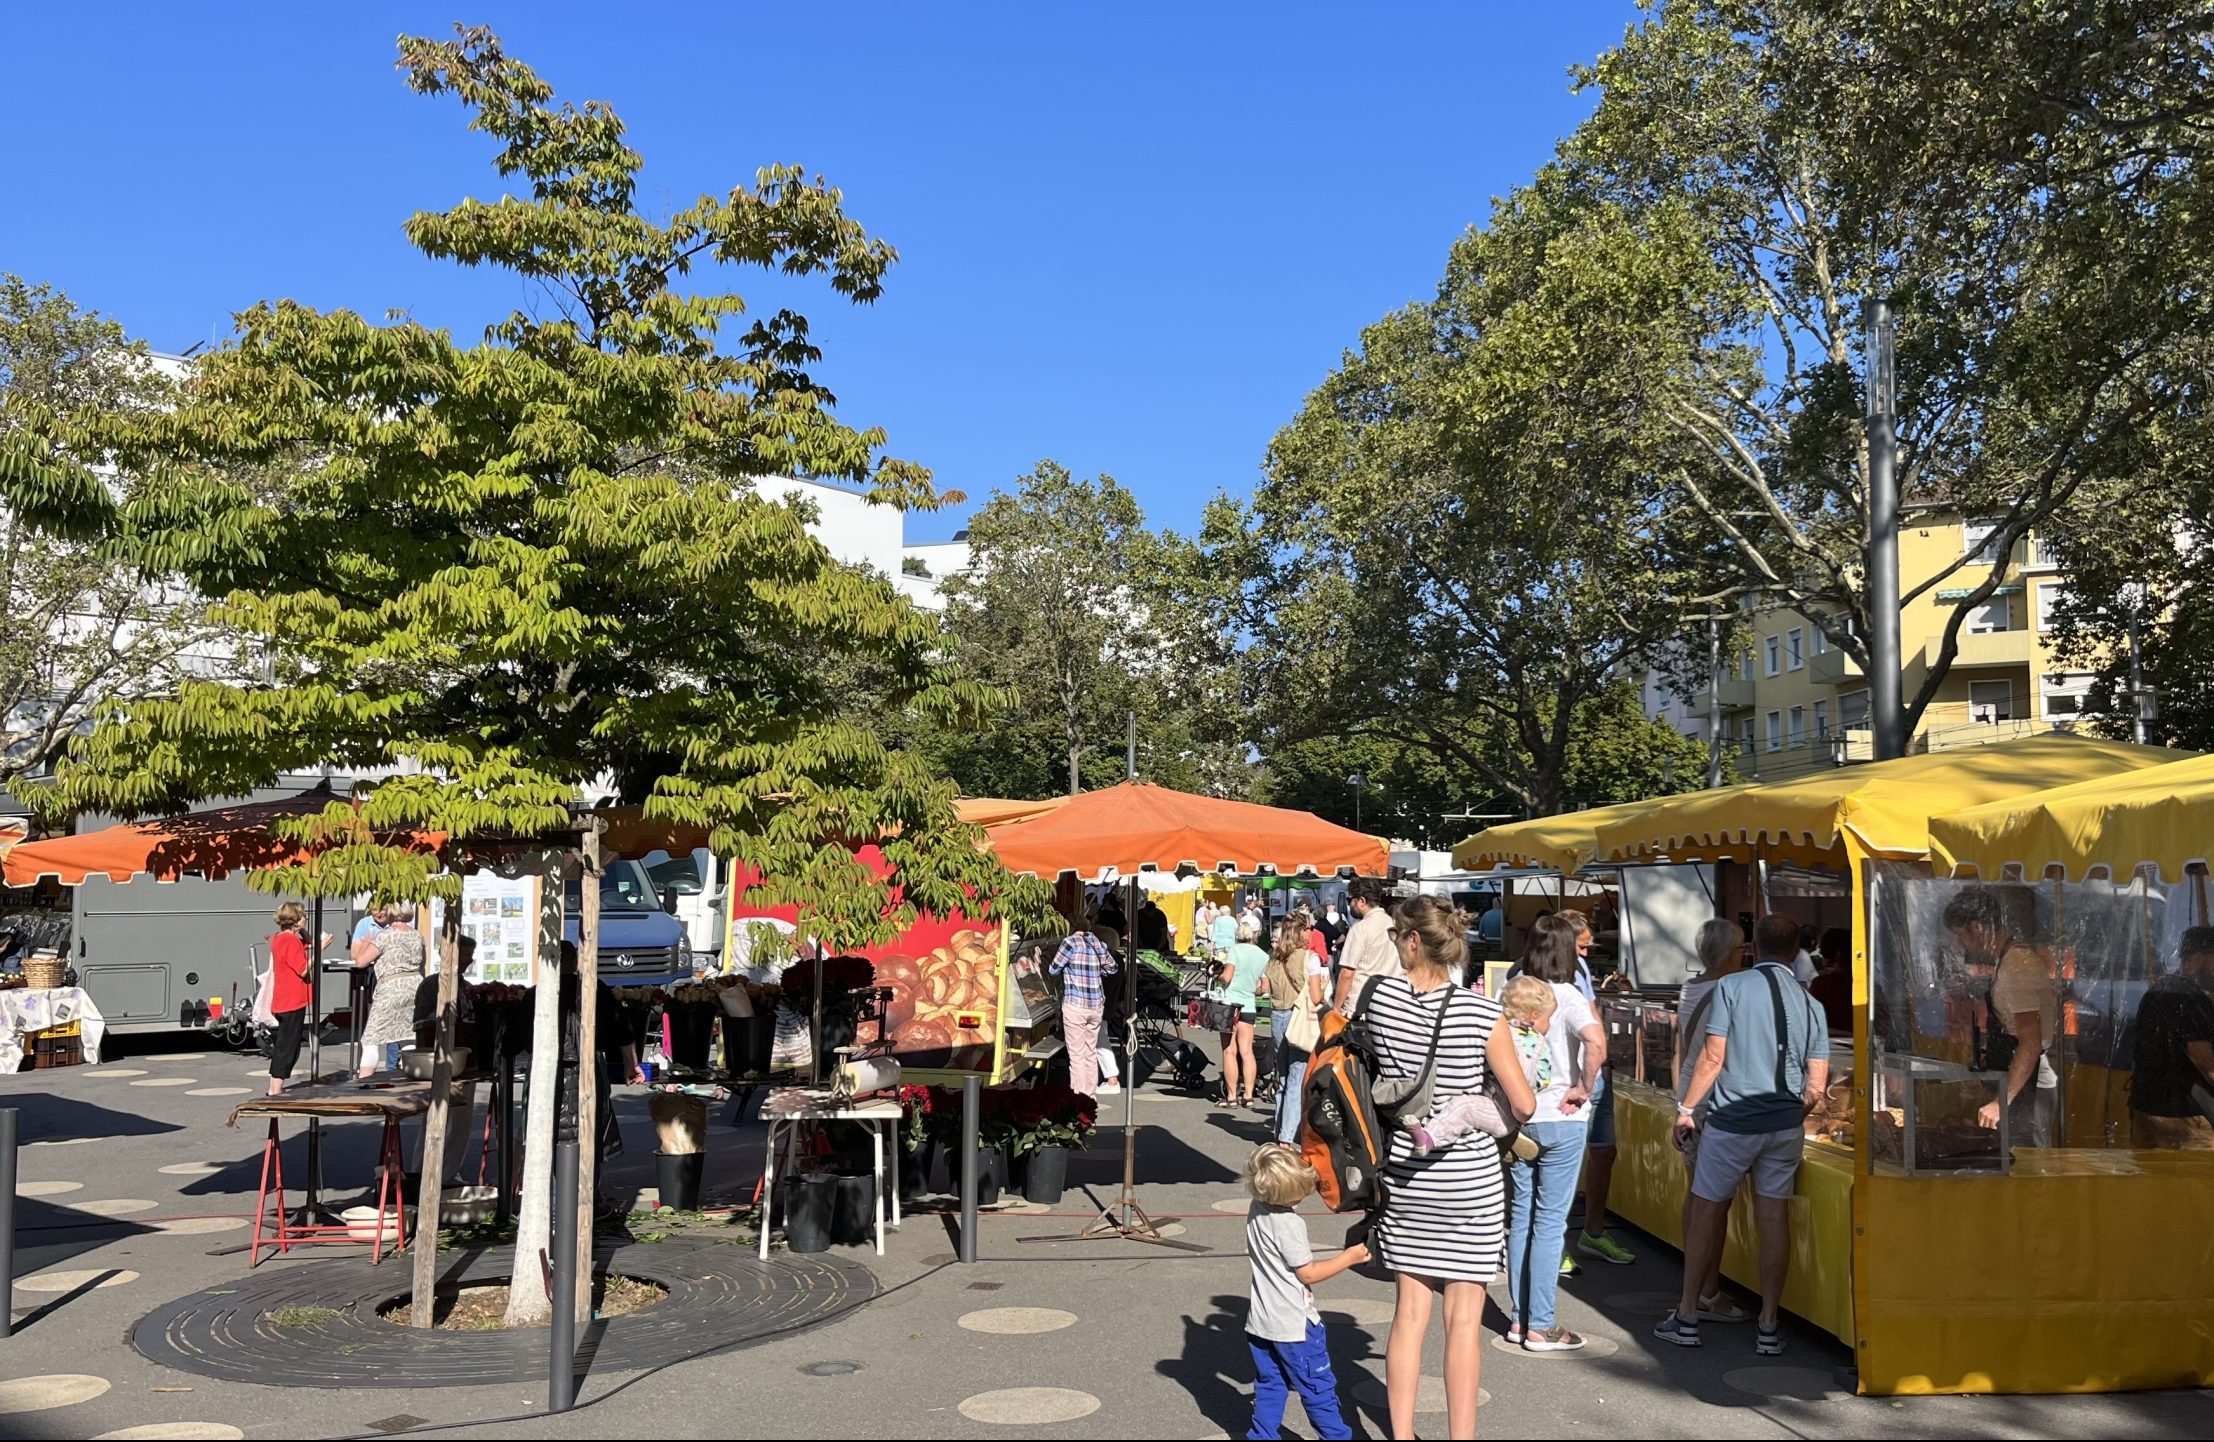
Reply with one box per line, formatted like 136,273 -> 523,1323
1372,985 -> 1459,1124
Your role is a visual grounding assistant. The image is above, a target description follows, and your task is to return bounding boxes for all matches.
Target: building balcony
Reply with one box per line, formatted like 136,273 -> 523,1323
1931,629 -> 2034,669
1809,649 -> 1863,684
1716,678 -> 1757,710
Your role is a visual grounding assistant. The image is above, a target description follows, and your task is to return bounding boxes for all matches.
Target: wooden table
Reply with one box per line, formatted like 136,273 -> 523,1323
230,1086 -> 432,1267
757,1089 -> 903,1260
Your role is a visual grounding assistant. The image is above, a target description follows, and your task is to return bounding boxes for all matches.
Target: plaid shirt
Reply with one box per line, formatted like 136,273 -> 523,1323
1051,930 -> 1120,1010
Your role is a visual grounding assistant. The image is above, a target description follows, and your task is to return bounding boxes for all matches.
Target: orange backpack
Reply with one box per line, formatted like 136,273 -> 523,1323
1297,980 -> 1387,1212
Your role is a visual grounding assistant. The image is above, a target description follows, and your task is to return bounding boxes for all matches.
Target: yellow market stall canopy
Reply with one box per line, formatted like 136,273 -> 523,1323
1594,733 -> 2182,866
1450,785 -> 1758,873
1929,751 -> 2214,882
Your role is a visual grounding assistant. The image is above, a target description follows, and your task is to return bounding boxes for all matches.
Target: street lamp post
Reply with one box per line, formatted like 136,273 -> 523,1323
1864,297 -> 1905,761
1348,773 -> 1365,832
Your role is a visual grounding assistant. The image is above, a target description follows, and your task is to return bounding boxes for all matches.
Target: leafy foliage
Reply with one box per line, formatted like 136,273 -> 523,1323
1567,0 -> 2214,738
933,461 -> 1254,799
0,276 -> 253,788
29,26 -> 1049,947
1251,178 -> 1720,816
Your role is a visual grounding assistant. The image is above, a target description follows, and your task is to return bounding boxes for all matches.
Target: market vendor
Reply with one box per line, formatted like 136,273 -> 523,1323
2128,926 -> 2214,1150
1942,886 -> 2059,1151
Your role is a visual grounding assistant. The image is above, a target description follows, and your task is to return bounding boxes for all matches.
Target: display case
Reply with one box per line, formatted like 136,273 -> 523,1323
1803,1051 -> 1856,1156
1597,992 -> 1688,1091
1868,1045 -> 2014,1173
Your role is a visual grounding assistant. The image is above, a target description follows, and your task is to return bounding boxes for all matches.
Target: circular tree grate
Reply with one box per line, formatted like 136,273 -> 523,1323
132,1238 -> 873,1389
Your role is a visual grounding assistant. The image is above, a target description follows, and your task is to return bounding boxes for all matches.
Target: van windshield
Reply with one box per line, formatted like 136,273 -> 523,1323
564,861 -> 661,913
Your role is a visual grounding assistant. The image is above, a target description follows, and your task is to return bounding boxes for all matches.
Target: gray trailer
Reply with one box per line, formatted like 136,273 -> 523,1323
19,778 -> 364,1040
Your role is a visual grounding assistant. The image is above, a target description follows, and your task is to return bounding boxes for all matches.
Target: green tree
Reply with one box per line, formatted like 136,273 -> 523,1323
0,277 -> 246,788
936,461 -> 1255,798
33,28 -> 1041,1322
1567,0 -> 2212,742
1252,179 -> 1721,817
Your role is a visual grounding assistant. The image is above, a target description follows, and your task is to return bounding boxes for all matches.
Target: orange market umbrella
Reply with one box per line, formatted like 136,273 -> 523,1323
987,780 -> 1388,881
1,786 -> 443,887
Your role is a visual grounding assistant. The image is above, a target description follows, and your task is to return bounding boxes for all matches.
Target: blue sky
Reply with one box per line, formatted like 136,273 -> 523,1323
4,4 -> 1637,540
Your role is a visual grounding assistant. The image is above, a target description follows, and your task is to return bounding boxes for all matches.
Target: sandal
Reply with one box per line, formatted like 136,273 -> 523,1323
1696,1291 -> 1753,1324
1524,1325 -> 1587,1352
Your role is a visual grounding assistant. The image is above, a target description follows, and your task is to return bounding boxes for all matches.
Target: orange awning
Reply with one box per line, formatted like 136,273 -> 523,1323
1,789 -> 443,886
593,796 -> 1072,862
987,780 -> 1388,881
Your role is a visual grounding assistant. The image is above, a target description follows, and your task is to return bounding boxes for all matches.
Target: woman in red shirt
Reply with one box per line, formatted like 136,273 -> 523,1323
266,902 -> 314,1096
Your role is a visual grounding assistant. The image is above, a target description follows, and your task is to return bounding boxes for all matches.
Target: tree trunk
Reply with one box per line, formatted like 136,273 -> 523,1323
503,846 -> 564,1327
574,824 -> 601,1322
412,896 -> 465,1326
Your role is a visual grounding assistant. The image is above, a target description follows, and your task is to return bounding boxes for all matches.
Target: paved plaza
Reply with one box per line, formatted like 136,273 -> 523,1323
4,1038 -> 2210,1440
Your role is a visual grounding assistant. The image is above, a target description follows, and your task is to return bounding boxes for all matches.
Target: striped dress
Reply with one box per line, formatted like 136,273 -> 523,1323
1365,976 -> 1507,1284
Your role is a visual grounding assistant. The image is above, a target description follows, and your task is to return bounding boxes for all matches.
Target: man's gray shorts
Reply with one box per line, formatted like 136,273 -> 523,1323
1690,1124 -> 1803,1202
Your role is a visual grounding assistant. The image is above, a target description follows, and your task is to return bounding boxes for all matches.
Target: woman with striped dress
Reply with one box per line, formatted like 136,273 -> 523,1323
1364,895 -> 1535,1440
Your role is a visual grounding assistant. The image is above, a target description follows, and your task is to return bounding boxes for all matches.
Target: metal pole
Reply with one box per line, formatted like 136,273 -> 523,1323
2128,611 -> 2149,745
1864,296 -> 1905,760
958,1076 -> 980,1264
1706,614 -> 1725,788
0,1108 -> 16,1340
1126,710 -> 1138,782
548,1137 -> 580,1412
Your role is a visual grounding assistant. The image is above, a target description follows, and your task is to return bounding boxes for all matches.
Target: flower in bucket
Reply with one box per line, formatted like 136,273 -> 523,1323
998,1082 -> 1098,1156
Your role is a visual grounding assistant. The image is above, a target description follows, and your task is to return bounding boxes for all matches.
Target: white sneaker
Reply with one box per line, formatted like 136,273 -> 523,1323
1096,1082 -> 1121,1094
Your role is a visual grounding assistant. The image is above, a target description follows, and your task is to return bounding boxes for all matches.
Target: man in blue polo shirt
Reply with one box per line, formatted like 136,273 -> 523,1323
1656,912 -> 1829,1357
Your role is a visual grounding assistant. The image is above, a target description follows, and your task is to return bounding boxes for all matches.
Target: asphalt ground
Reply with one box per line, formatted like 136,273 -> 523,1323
3,1029 -> 2210,1439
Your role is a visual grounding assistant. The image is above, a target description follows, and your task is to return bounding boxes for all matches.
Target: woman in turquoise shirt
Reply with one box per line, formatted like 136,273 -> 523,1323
1217,915 -> 1270,1111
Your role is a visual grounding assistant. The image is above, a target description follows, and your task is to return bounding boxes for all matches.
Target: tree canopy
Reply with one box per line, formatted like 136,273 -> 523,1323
30,27 -> 1045,941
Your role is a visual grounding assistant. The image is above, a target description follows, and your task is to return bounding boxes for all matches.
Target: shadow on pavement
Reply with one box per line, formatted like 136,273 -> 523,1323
5,1094 -> 185,1144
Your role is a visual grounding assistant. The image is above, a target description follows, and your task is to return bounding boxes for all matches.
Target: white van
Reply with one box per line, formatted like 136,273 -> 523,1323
637,846 -> 730,970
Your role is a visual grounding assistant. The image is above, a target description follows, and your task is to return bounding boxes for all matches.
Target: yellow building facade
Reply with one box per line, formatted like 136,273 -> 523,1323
1693,512 -> 2092,781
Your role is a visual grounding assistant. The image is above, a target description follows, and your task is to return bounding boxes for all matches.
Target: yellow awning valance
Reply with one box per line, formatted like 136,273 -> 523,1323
1928,751 -> 2214,882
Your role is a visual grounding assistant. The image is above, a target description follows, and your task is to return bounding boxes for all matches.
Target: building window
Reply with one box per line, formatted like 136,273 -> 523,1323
1811,628 -> 1828,656
1969,680 -> 2015,723
1967,598 -> 2012,633
1963,517 -> 2005,565
2041,671 -> 2094,720
2038,582 -> 2073,632
1764,636 -> 1782,677
1740,717 -> 1757,756
1766,710 -> 1784,751
1741,650 -> 1756,682
1814,699 -> 1830,738
1788,706 -> 1805,746
1841,690 -> 1870,728
1786,628 -> 1805,670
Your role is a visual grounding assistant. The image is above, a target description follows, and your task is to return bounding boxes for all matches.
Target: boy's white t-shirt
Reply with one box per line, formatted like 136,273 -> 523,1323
1246,1202 -> 1320,1342
1527,981 -> 1598,1126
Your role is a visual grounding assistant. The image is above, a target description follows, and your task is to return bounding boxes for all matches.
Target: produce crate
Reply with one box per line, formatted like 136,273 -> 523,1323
31,1021 -> 83,1069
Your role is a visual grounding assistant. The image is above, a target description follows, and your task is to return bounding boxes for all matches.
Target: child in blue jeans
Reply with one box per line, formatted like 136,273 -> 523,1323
1242,1144 -> 1365,1441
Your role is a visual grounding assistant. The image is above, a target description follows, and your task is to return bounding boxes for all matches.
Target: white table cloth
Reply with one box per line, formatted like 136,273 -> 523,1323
0,985 -> 105,1072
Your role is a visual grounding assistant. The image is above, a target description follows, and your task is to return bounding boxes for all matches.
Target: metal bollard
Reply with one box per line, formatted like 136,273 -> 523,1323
958,1077 -> 979,1264
1,1108 -> 16,1340
548,1138 -> 580,1412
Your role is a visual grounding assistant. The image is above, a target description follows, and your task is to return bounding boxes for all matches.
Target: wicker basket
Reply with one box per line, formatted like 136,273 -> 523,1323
22,955 -> 68,991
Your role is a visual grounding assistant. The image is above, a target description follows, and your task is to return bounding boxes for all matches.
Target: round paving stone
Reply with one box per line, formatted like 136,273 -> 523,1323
158,1163 -> 223,1177
957,1388 -> 1102,1424
1351,1376 -> 1488,1412
185,1087 -> 251,1098
1209,1197 -> 1250,1213
63,1198 -> 158,1217
1722,1365 -> 1851,1401
130,1077 -> 199,1088
0,1374 -> 112,1414
140,1052 -> 213,1063
958,1307 -> 1079,1335
93,1427 -> 245,1440
84,1068 -> 148,1079
15,1180 -> 85,1198
13,1268 -> 140,1293
26,1136 -> 98,1147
